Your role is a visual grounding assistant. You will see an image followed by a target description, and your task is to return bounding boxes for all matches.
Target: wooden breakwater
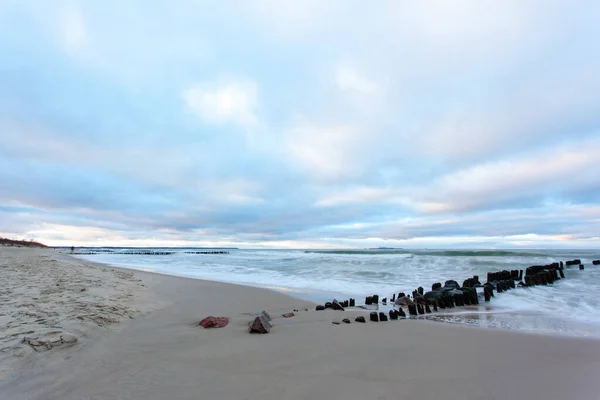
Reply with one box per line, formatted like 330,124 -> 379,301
184,251 -> 230,254
315,257 -> 596,320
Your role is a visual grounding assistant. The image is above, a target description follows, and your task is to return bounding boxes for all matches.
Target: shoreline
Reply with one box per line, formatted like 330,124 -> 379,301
73,250 -> 600,340
3,247 -> 600,399
67,256 -> 600,340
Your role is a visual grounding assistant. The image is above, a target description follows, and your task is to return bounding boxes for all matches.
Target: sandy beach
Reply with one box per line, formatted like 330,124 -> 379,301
2,247 -> 600,400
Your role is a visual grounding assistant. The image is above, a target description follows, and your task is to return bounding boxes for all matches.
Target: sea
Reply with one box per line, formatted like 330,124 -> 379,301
74,248 -> 600,338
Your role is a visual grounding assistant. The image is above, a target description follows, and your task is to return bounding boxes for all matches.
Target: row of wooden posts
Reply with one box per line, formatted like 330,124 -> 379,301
74,251 -> 229,255
315,258 -> 598,320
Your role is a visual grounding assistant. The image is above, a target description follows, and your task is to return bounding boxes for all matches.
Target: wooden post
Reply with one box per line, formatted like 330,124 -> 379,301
408,304 -> 418,316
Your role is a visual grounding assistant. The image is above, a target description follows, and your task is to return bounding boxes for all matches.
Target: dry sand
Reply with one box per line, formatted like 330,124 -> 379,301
1,247 -> 600,400
0,247 -> 145,381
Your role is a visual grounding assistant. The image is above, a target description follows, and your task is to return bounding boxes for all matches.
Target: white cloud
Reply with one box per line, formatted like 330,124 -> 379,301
245,0 -> 338,39
183,78 -> 258,127
59,4 -> 87,54
391,1 -> 528,52
335,66 -> 379,95
420,64 -> 600,160
195,179 -> 264,205
316,187 -> 397,207
312,136 -> 600,215
414,137 -> 600,213
283,123 -> 367,180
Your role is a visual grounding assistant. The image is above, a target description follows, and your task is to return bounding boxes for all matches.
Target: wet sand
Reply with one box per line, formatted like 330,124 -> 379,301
2,247 -> 600,400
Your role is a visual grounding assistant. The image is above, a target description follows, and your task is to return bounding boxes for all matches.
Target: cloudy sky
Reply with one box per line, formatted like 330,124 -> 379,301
1,1 -> 599,248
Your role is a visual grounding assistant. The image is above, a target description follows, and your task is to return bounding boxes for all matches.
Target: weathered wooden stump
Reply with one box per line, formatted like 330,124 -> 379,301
408,304 -> 418,316
372,294 -> 379,304
355,316 -> 366,323
349,298 -> 355,307
417,304 -> 424,314
471,290 -> 479,304
444,280 -> 460,289
316,305 -> 325,311
580,264 -> 585,270
425,304 -> 432,313
418,286 -> 424,295
389,310 -> 398,320
370,312 -> 379,322
365,296 -> 373,305
379,312 -> 388,322
398,307 -> 407,318
446,297 -> 454,308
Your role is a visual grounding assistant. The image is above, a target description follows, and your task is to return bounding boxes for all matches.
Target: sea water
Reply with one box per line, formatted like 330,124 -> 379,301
75,248 -> 600,337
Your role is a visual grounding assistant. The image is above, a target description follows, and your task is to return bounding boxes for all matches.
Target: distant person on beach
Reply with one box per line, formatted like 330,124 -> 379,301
71,246 -> 75,254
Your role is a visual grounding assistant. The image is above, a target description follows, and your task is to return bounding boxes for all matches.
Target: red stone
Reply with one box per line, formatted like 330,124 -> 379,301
199,316 -> 229,328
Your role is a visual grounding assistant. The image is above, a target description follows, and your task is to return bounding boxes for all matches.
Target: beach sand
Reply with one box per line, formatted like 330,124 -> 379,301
2,248 -> 600,400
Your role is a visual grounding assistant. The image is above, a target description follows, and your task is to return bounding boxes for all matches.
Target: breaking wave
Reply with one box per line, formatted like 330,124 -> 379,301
305,249 -> 546,257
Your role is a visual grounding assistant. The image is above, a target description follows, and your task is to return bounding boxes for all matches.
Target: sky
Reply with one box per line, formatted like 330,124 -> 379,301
1,0 -> 599,249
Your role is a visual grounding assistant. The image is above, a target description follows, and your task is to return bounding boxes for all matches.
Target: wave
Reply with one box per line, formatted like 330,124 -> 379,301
304,250 -> 411,255
421,250 -> 546,257
305,249 -> 546,257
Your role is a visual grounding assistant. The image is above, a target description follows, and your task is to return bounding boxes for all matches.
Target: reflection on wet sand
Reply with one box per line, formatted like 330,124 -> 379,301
425,308 -> 600,337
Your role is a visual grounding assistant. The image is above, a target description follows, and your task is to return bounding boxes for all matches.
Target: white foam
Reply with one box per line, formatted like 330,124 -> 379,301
76,248 -> 600,336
